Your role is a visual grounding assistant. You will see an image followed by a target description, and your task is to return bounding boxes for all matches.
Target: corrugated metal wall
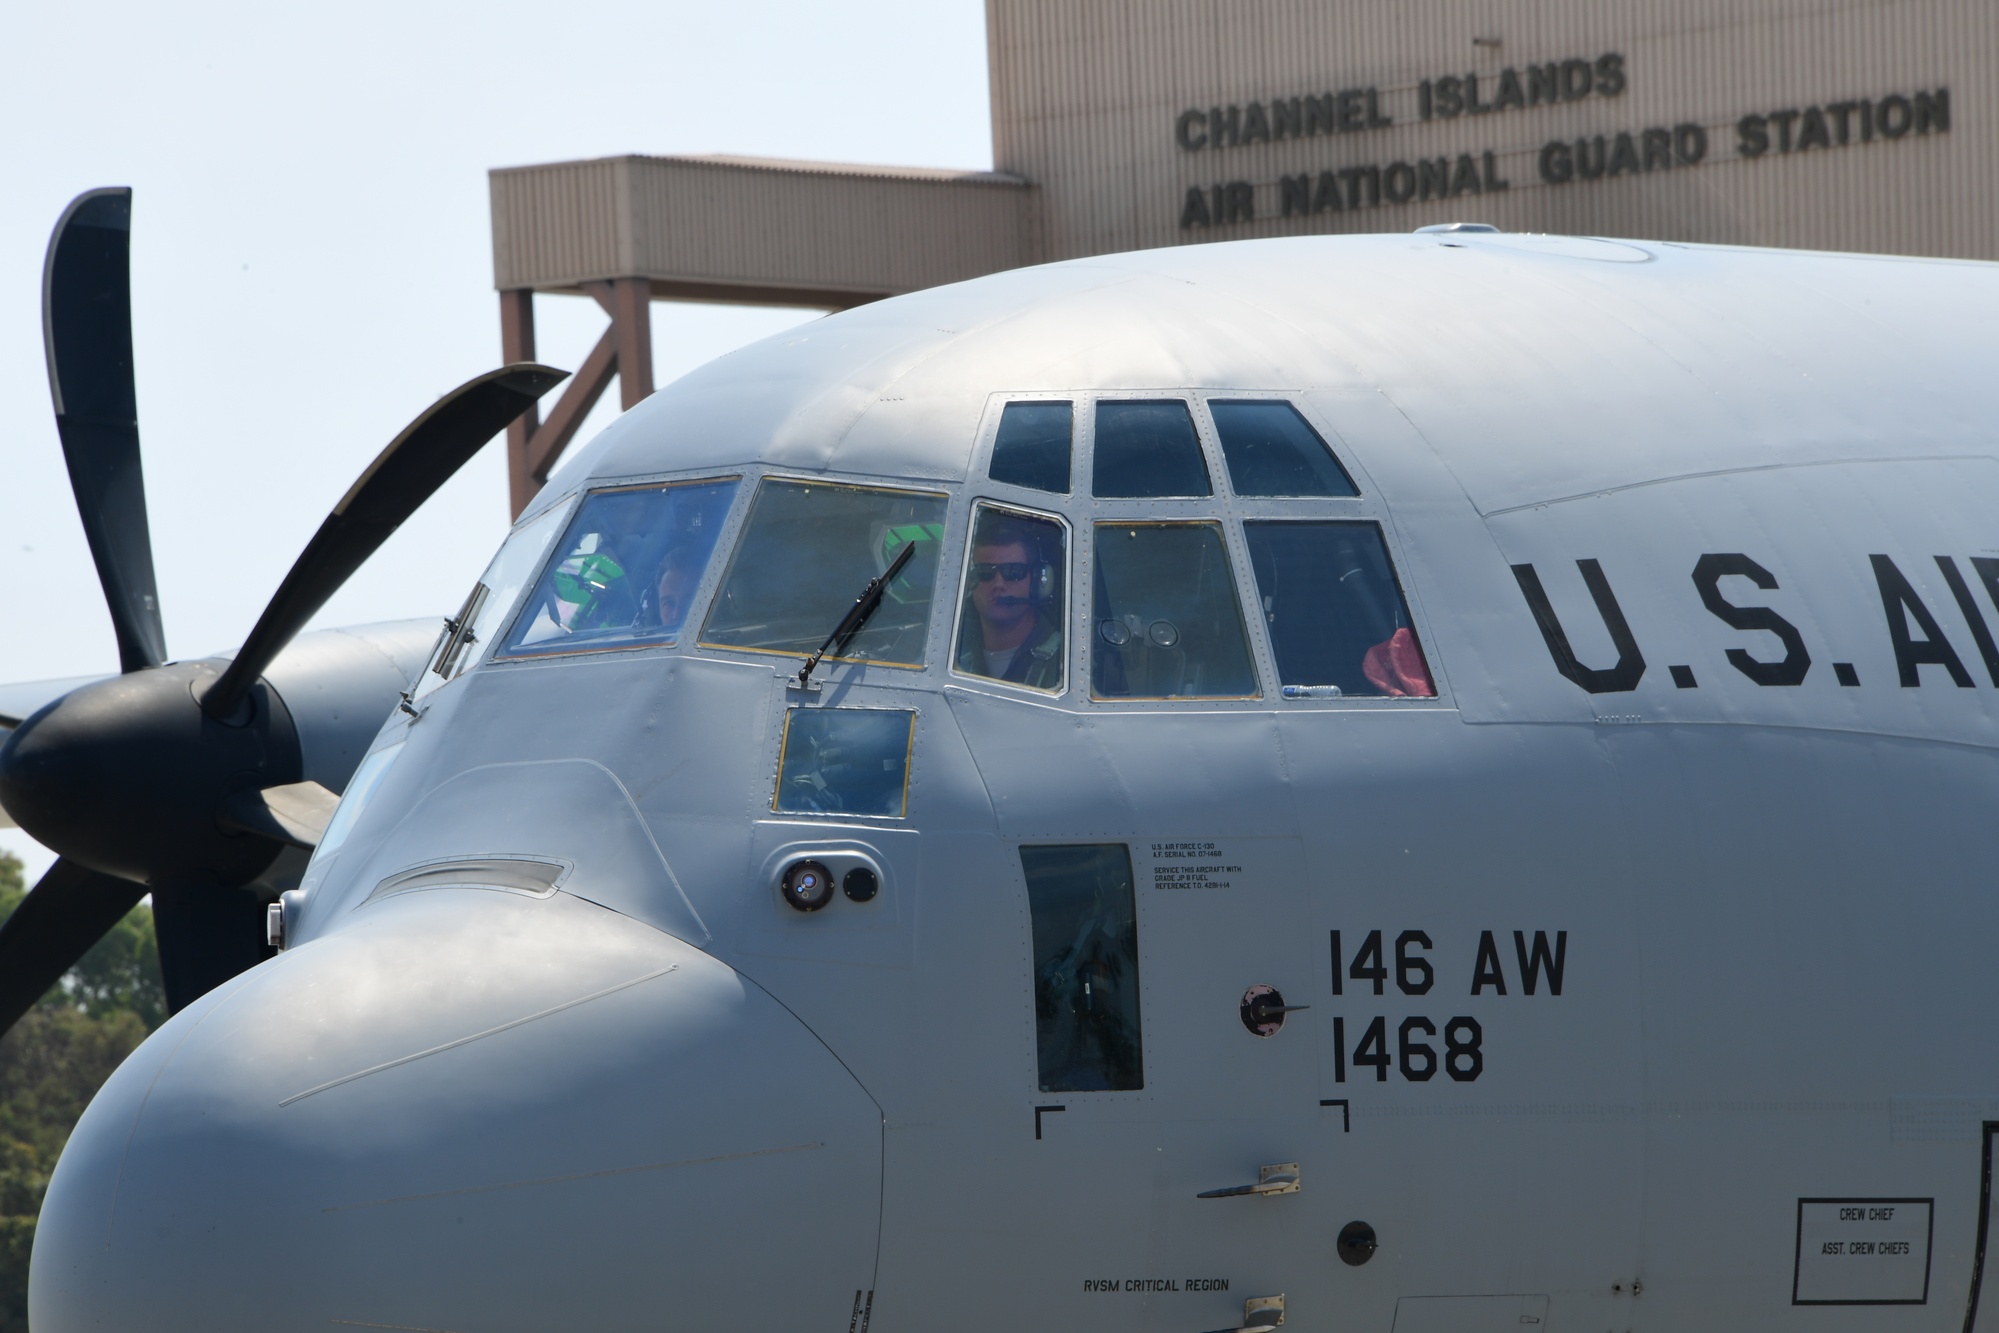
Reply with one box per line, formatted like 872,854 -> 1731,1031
988,0 -> 1995,261
491,156 -> 1030,298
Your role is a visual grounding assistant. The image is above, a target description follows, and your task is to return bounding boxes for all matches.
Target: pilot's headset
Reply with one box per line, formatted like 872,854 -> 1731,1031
1029,555 -> 1056,605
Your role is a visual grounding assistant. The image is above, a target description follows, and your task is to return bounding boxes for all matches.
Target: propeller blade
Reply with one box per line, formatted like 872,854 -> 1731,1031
0,857 -> 148,1039
43,187 -> 166,675
217,779 -> 339,850
150,878 -> 275,1015
201,363 -> 568,720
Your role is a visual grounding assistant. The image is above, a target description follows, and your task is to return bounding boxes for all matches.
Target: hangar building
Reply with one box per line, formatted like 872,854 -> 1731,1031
488,0 -> 1986,512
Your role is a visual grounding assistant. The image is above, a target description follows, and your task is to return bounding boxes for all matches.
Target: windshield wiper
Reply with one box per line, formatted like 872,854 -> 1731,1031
795,540 -> 918,690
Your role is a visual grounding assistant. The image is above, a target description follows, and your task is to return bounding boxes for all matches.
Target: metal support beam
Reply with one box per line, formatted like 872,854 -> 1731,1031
499,281 -> 655,518
522,327 -> 617,486
612,277 -> 654,409
499,288 -> 540,517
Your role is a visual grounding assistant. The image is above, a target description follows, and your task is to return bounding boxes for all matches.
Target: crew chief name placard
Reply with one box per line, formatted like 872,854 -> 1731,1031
1793,1198 -> 1933,1304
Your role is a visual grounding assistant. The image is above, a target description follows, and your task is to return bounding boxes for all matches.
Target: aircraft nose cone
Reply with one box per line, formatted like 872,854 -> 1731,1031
30,888 -> 883,1333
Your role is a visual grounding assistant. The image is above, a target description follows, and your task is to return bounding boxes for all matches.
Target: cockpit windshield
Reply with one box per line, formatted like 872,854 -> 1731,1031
499,478 -> 738,656
700,479 -> 946,666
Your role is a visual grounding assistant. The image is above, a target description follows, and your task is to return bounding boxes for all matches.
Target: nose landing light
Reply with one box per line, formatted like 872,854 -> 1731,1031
774,848 -> 887,914
782,859 -> 836,911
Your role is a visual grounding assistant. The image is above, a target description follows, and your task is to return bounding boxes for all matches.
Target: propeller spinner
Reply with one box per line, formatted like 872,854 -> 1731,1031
0,187 -> 567,1033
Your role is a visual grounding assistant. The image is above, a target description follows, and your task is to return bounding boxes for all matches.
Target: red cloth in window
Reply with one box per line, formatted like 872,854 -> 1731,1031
1361,627 -> 1435,697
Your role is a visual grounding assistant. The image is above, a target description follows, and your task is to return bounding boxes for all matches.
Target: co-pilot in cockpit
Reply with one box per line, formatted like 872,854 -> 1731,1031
507,477 -> 738,652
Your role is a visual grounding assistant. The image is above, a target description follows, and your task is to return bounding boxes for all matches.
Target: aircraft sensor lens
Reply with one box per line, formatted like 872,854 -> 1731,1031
781,859 -> 835,911
843,866 -> 879,902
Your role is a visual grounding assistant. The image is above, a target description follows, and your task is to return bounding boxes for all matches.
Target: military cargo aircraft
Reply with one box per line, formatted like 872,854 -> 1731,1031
4,190 -> 1997,1333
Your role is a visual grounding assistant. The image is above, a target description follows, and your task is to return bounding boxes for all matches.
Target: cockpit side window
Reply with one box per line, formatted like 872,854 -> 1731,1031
1209,400 -> 1360,498
700,479 -> 946,667
416,499 -> 572,693
989,401 -> 1072,494
1092,522 -> 1259,699
1242,521 -> 1435,697
1021,843 -> 1144,1092
953,504 -> 1067,692
498,478 -> 738,657
1093,400 -> 1212,498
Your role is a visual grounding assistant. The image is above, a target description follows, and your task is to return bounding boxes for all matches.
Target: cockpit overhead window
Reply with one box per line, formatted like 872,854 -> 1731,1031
1093,522 -> 1258,699
701,479 -> 946,666
498,478 -> 739,657
1209,400 -> 1360,497
1242,521 -> 1435,697
988,401 -> 1072,494
1093,400 -> 1213,498
954,504 -> 1067,692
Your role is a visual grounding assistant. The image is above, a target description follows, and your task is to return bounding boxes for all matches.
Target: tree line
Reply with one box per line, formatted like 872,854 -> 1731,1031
0,852 -> 165,1333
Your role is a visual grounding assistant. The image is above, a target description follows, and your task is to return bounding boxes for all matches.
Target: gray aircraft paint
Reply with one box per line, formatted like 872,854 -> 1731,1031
30,232 -> 1999,1332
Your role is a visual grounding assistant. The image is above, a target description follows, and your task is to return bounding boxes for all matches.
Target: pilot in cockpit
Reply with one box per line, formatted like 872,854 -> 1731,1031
507,478 -> 738,652
955,510 -> 1065,690
637,548 -> 700,639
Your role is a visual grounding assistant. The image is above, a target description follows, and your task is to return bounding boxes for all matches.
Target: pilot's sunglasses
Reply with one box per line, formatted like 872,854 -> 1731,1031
971,562 -> 1032,583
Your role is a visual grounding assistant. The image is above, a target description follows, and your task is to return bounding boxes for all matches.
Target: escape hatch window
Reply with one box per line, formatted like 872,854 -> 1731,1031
1021,844 -> 1144,1093
1093,522 -> 1259,699
701,479 -> 946,666
988,401 -> 1072,494
1093,400 -> 1212,498
773,708 -> 916,818
953,504 -> 1068,692
499,478 -> 739,657
1209,400 -> 1359,497
1241,520 -> 1435,697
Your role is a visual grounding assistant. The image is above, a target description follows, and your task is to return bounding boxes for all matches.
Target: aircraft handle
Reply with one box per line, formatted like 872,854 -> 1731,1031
1196,1163 -> 1299,1199
1201,1295 -> 1285,1333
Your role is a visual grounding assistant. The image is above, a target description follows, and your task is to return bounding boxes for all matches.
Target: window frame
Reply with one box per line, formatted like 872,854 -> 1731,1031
695,473 -> 953,671
1192,396 -> 1441,706
1017,840 -> 1148,1094
1203,398 -> 1361,499
489,475 -> 746,663
986,398 -> 1076,496
1238,516 -> 1437,699
1016,388 -> 1442,709
1089,398 -> 1215,500
1086,517 -> 1264,702
414,492 -> 579,697
948,499 -> 1075,697
770,705 -> 919,820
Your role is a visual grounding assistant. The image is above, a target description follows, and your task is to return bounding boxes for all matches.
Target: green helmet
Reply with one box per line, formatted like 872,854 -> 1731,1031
879,523 -> 944,604
553,550 -> 627,613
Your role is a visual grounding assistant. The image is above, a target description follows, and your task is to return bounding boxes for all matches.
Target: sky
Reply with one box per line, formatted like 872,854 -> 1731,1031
0,0 -> 993,883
